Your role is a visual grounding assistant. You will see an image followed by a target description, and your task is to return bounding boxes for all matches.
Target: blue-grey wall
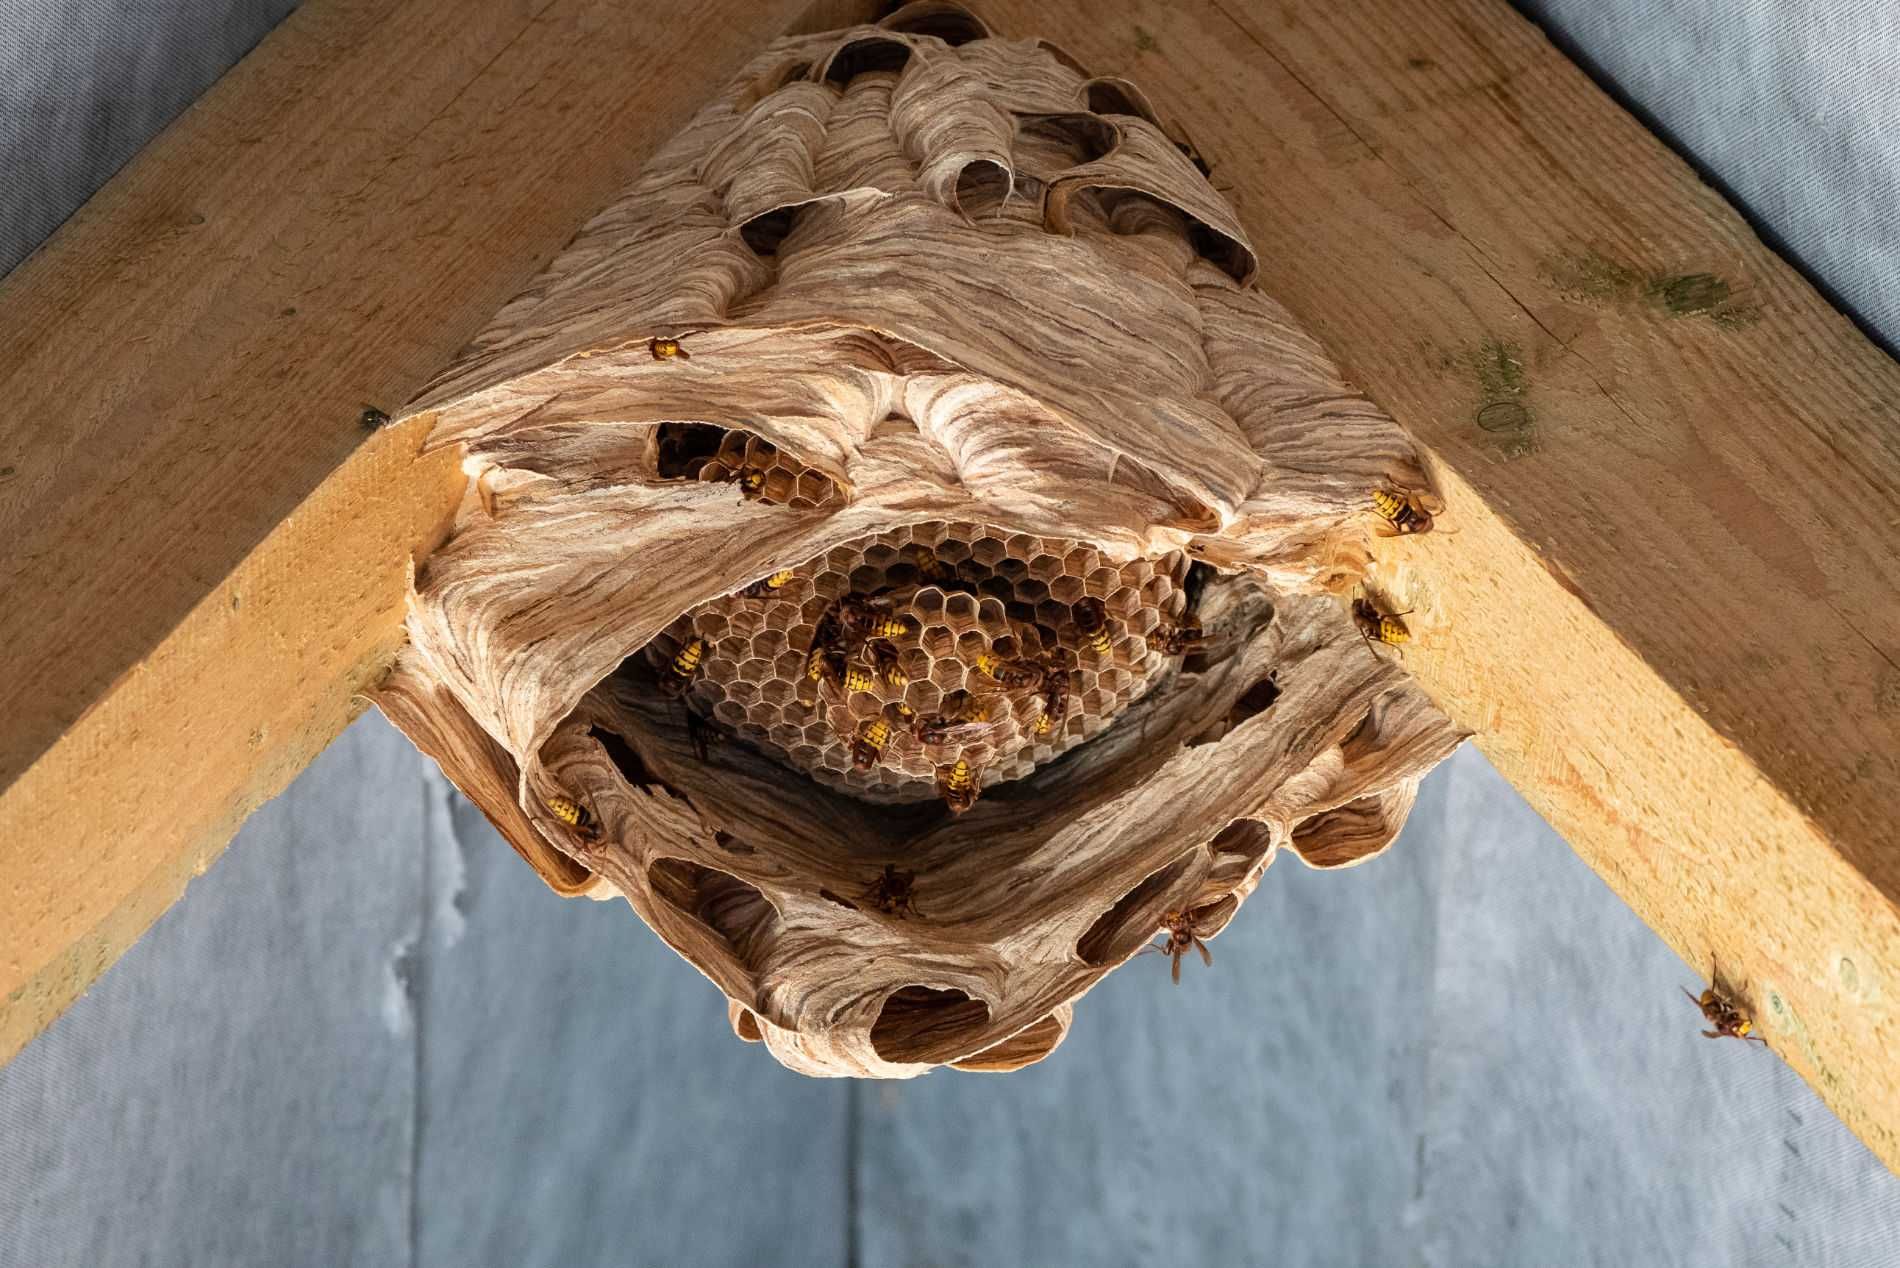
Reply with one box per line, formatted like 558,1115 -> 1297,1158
3,3 -> 1897,1265
0,0 -> 301,276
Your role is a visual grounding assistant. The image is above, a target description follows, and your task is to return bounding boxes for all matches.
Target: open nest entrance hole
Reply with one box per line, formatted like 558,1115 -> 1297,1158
624,520 -> 1196,807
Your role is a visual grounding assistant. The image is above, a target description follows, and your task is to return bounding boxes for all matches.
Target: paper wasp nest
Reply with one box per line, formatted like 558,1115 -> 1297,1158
377,2 -> 1464,1078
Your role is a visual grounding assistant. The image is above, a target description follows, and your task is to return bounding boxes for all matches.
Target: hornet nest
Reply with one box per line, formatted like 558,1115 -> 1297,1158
377,2 -> 1465,1078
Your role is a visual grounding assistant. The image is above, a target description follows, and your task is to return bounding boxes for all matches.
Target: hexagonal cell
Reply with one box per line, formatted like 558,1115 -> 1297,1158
972,577 -> 1018,608
750,630 -> 789,662
1105,585 -> 1141,617
1048,575 -> 1085,604
1024,598 -> 1063,629
1084,565 -> 1120,597
756,673 -> 799,706
1027,553 -> 1064,581
1014,577 -> 1049,604
1062,545 -> 1097,575
942,590 -> 979,627
912,587 -> 948,620
918,623 -> 954,660
929,656 -> 966,690
694,612 -> 730,640
970,535 -> 1007,565
756,468 -> 796,503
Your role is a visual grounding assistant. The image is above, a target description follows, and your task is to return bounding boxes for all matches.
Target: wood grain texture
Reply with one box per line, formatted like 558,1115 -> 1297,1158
963,0 -> 1900,1163
0,0 -> 828,1067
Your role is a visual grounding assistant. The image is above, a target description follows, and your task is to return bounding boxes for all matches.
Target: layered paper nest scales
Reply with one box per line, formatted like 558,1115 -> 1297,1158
376,3 -> 1465,1078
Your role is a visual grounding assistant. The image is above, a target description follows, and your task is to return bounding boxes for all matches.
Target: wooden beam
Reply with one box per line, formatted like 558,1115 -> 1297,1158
965,0 -> 1900,1163
0,0 -> 841,1066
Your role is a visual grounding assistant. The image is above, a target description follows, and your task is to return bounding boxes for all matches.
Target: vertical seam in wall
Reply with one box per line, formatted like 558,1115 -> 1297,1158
409,776 -> 434,1268
1411,777 -> 1457,1264
845,1078 -> 861,1268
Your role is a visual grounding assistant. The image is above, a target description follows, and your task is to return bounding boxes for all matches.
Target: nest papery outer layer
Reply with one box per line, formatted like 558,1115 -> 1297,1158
378,12 -> 1464,1077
